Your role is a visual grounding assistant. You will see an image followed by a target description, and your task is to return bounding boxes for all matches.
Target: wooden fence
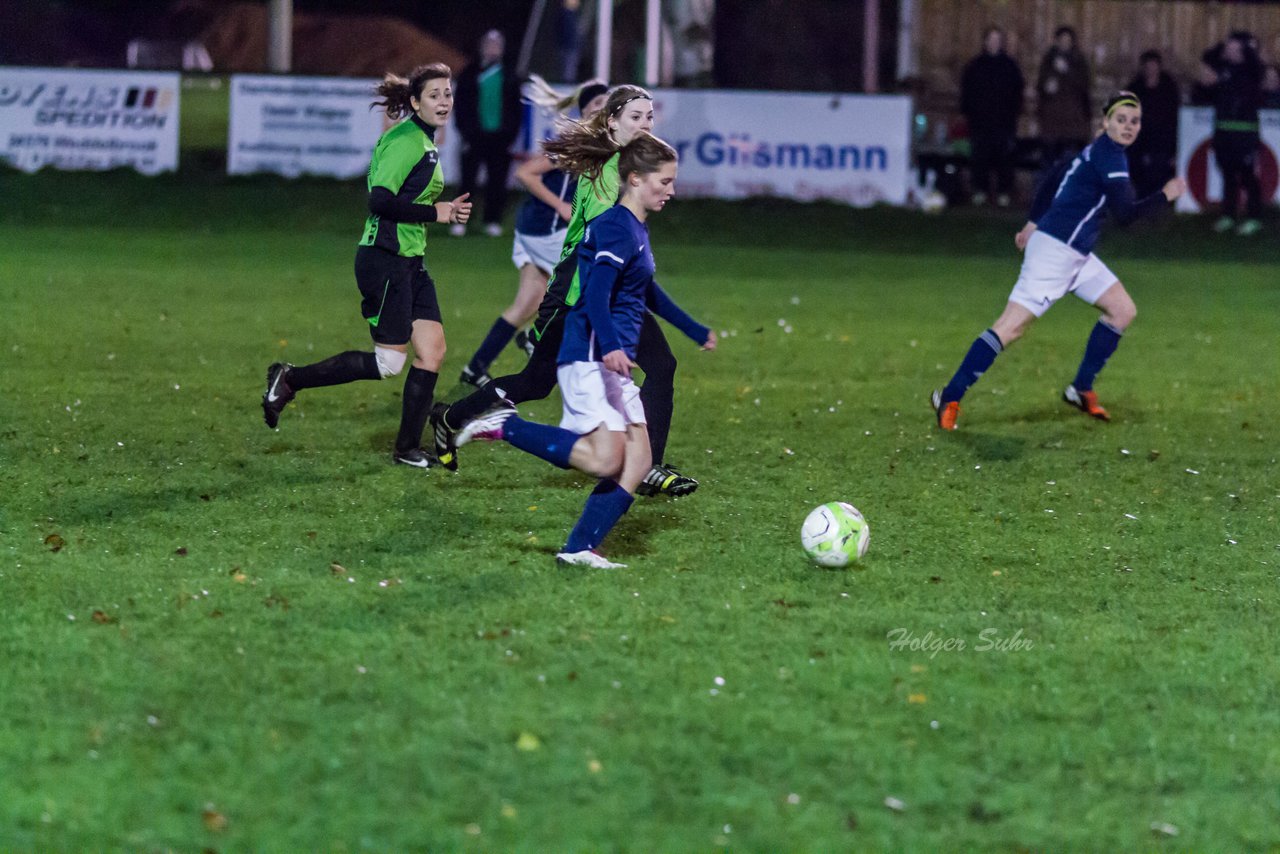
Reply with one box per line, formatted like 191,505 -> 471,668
912,0 -> 1280,122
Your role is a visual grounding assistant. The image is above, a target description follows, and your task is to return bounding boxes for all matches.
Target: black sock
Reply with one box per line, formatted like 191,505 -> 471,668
289,351 -> 380,390
395,366 -> 438,452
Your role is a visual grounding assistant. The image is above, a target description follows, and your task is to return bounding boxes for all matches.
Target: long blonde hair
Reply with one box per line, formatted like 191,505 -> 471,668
521,74 -> 607,116
542,84 -> 652,182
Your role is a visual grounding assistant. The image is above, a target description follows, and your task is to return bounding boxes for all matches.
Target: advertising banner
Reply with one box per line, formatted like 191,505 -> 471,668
228,75 -> 389,179
1176,106 -> 1280,213
526,89 -> 912,206
0,67 -> 179,174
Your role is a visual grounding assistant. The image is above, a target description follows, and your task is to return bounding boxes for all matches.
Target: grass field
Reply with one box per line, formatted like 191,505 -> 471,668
2,160 -> 1278,850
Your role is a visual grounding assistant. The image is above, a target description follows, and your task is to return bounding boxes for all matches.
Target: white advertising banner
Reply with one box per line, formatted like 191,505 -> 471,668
0,67 -> 179,174
1176,105 -> 1280,213
526,89 -> 912,206
228,75 -> 389,178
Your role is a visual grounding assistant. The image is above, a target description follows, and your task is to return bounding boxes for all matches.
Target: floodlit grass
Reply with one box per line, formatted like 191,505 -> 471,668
1,167 -> 1278,850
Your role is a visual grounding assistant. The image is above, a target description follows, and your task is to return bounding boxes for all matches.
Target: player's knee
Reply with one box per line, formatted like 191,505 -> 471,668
1108,297 -> 1136,330
374,346 -> 407,378
414,340 -> 445,371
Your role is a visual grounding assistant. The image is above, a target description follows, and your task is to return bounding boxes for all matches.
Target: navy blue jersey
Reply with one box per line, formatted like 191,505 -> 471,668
559,204 -> 709,364
1030,134 -> 1168,254
515,166 -> 576,236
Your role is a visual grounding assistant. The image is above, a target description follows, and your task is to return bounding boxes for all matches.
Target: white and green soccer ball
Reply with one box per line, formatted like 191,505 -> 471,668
801,502 -> 870,567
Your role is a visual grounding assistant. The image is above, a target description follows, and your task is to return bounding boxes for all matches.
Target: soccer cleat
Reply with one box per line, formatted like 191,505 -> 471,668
555,549 -> 627,569
459,364 -> 492,389
455,403 -> 517,447
514,329 -> 536,358
391,447 -> 438,468
1212,215 -> 1236,234
262,362 -> 296,428
1062,384 -> 1110,422
930,388 -> 960,431
636,463 -> 699,497
429,403 -> 459,471
1236,218 -> 1263,237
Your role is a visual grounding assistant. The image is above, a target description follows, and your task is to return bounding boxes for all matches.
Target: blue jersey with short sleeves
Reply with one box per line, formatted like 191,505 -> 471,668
558,204 -> 710,365
1031,134 -> 1168,255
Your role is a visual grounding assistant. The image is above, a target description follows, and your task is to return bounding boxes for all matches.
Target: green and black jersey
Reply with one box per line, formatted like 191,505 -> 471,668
359,115 -> 444,257
544,153 -> 621,308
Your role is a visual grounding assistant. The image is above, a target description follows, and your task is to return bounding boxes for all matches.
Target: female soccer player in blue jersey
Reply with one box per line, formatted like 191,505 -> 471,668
260,64 -> 472,467
931,91 -> 1185,430
452,134 -> 716,569
456,79 -> 609,388
431,85 -> 701,499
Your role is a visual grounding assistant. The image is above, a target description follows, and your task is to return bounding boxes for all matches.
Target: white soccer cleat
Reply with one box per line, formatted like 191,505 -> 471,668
455,403 -> 516,447
555,549 -> 627,569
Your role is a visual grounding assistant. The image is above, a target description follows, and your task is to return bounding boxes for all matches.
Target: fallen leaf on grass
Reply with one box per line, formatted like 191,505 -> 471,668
202,807 -> 228,832
45,533 -> 65,552
907,693 -> 927,704
175,547 -> 188,556
515,732 -> 541,751
91,610 -> 116,625
330,563 -> 346,576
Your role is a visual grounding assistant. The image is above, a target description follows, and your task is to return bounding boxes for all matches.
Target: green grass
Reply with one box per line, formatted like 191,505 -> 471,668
1,166 -> 1278,850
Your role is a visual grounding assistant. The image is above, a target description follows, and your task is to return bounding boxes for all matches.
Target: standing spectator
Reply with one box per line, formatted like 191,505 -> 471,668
1201,32 -> 1265,235
453,30 -> 523,237
1037,26 -> 1093,168
1126,50 -> 1181,197
961,27 -> 1024,207
557,0 -> 584,81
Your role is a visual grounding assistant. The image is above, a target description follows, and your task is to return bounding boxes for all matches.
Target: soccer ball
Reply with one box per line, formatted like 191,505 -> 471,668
801,502 -> 870,567
919,189 -> 947,214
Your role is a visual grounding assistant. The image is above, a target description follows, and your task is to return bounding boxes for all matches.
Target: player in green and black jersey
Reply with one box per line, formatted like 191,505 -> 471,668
260,64 -> 472,468
432,85 -> 700,497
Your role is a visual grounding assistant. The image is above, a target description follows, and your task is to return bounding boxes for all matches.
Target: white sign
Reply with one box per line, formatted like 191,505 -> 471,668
0,67 -> 179,174
526,89 -> 912,206
1176,105 -> 1280,213
228,75 -> 388,178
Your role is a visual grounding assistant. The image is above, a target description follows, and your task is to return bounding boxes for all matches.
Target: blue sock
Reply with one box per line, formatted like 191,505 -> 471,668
467,317 -> 517,374
564,480 -> 635,553
1072,320 -> 1123,392
942,328 -> 1004,403
501,415 -> 576,469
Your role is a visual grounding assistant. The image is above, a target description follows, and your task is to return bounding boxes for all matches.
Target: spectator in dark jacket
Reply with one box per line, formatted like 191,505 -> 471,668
453,30 -> 523,237
1201,31 -> 1265,235
961,27 -> 1025,206
1126,50 -> 1181,197
1037,26 -> 1093,167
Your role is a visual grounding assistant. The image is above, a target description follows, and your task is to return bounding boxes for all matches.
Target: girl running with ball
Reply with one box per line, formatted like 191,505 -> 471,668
452,134 -> 716,569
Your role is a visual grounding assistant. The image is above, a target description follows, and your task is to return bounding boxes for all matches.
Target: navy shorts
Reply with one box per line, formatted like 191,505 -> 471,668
354,245 -> 441,345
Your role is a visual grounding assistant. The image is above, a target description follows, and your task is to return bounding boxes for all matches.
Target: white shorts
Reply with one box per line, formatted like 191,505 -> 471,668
512,228 -> 568,275
1008,230 -> 1119,318
557,361 -> 647,434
